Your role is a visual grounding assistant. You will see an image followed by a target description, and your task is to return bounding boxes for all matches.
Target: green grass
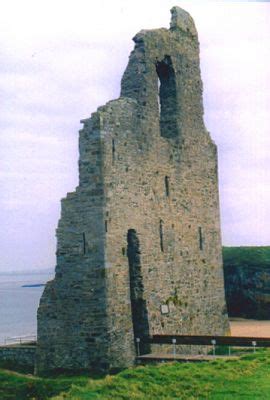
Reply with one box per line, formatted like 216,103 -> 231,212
1,350 -> 270,399
209,345 -> 254,356
0,369 -> 89,400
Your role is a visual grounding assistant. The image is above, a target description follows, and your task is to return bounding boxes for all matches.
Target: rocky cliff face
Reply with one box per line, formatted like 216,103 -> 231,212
223,247 -> 270,319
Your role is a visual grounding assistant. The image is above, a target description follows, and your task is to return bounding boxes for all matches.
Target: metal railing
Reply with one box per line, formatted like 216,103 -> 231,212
3,334 -> 37,345
136,334 -> 270,357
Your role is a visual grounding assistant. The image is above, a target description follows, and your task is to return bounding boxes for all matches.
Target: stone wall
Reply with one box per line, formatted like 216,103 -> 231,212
0,346 -> 36,369
36,6 -> 229,375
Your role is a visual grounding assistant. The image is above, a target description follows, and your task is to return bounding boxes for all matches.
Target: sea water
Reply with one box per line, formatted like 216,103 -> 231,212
0,271 -> 53,344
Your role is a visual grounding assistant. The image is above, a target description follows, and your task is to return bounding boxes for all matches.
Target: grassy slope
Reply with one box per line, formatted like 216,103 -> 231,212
1,351 -> 270,399
223,246 -> 270,270
0,370 -> 89,400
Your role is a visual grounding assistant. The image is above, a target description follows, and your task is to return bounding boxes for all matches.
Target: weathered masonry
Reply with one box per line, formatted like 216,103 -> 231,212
36,6 -> 230,374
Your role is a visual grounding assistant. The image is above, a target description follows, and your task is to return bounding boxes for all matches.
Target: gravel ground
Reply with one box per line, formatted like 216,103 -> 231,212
230,318 -> 270,337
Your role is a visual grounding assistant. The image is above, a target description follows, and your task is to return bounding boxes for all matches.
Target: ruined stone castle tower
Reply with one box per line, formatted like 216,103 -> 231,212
36,7 -> 229,374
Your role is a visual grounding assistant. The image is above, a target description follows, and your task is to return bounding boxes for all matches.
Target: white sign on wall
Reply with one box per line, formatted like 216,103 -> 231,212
160,304 -> 169,314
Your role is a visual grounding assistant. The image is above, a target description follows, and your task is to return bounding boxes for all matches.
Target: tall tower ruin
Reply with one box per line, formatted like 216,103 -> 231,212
36,6 -> 229,374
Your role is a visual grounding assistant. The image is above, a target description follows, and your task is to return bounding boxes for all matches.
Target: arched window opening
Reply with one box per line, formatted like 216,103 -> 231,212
156,56 -> 178,138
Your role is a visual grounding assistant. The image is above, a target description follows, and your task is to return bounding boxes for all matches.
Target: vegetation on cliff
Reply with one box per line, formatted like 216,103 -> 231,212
223,246 -> 270,319
1,350 -> 270,399
223,246 -> 270,270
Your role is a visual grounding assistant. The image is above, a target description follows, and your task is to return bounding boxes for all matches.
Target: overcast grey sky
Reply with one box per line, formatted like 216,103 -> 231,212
0,1 -> 269,272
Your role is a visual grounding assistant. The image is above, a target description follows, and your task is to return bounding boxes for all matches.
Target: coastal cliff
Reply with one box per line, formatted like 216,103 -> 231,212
223,247 -> 270,319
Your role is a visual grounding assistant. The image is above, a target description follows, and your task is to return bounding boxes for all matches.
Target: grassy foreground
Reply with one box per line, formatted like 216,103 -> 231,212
1,350 -> 270,399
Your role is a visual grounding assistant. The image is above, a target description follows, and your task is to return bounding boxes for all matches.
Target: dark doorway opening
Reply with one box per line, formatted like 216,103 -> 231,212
127,229 -> 150,354
156,55 -> 178,138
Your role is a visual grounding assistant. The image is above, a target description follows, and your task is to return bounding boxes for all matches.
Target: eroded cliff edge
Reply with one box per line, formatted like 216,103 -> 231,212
224,247 -> 270,319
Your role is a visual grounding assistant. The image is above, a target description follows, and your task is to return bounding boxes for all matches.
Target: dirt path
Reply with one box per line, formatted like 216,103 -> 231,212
230,318 -> 270,337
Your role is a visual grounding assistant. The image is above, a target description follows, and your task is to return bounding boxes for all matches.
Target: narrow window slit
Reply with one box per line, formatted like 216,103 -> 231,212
165,176 -> 170,197
159,220 -> 164,252
198,227 -> 203,250
82,233 -> 86,255
105,220 -> 108,233
112,139 -> 116,163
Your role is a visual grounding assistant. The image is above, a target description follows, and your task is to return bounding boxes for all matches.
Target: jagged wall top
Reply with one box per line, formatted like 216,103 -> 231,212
120,5 -> 204,136
170,6 -> 197,37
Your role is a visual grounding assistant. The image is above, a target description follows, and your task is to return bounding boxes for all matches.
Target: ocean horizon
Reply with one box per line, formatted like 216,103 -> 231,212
0,270 -> 54,344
